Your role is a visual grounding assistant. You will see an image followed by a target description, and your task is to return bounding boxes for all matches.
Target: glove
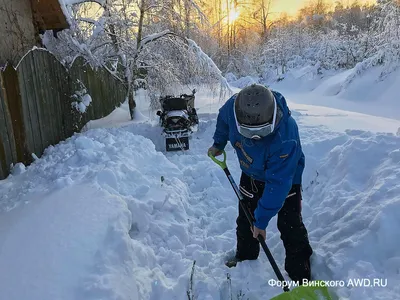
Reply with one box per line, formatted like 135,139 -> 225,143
208,146 -> 223,157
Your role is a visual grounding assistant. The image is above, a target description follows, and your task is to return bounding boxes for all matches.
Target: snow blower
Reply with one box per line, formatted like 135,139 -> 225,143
208,150 -> 333,300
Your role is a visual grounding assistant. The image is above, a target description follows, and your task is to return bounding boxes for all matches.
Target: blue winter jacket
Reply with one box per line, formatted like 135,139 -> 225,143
213,91 -> 305,230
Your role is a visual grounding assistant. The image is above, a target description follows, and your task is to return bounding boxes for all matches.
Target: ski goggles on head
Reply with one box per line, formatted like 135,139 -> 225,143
234,96 -> 277,140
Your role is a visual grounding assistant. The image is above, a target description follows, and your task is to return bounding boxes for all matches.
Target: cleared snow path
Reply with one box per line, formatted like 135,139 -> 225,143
0,98 -> 399,300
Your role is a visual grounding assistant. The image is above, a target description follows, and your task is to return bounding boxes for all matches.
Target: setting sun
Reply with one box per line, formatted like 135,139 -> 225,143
222,2 -> 240,25
228,8 -> 240,24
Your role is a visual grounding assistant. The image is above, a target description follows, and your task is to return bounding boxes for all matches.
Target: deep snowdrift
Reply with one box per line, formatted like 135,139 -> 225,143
0,96 -> 399,300
300,127 -> 400,299
228,65 -> 400,120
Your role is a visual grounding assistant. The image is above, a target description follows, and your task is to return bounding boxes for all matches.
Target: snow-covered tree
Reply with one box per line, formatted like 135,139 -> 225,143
44,0 -> 229,117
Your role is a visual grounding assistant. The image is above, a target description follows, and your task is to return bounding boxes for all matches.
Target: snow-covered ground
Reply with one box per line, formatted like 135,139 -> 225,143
0,87 -> 399,300
278,66 -> 400,121
229,65 -> 400,121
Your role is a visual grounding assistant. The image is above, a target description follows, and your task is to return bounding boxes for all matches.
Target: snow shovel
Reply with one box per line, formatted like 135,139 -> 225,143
208,150 -> 333,300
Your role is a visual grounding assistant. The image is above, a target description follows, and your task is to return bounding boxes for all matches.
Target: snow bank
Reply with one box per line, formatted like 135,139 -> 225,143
288,102 -> 400,134
299,128 -> 400,299
0,127 -> 181,300
84,101 -> 135,130
271,65 -> 400,120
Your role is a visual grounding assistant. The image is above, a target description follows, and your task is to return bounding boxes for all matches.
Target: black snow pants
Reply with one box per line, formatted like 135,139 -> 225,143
235,172 -> 313,282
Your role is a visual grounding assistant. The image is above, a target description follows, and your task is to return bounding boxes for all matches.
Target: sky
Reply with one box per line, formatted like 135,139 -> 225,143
271,0 -> 310,15
271,0 -> 374,16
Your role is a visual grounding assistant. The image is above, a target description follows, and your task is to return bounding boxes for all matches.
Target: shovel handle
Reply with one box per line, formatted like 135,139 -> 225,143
209,150 -> 290,293
208,150 -> 227,169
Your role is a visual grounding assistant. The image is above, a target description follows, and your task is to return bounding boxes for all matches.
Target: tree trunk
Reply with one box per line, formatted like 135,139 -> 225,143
137,0 -> 146,50
184,0 -> 191,38
104,2 -> 119,54
218,0 -> 223,65
128,87 -> 136,120
232,0 -> 237,50
226,0 -> 230,57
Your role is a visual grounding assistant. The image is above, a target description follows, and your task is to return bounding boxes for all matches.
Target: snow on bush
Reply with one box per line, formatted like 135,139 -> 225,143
71,83 -> 92,113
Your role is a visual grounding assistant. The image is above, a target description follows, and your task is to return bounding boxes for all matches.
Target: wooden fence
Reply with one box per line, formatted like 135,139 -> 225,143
0,49 -> 127,179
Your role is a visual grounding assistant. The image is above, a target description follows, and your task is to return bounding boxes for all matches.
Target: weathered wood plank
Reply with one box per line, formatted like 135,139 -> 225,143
1,68 -> 23,167
37,51 -> 53,148
50,56 -> 68,142
32,50 -> 51,153
3,66 -> 31,166
39,50 -> 58,148
0,81 -> 11,178
19,51 -> 43,157
0,49 -> 128,178
47,52 -> 66,144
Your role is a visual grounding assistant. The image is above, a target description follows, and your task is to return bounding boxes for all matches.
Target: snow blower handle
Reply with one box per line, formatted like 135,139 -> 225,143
208,150 -> 290,293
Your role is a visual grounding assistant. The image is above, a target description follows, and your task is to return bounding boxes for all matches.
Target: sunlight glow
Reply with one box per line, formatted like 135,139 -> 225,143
271,0 -> 376,17
228,8 -> 240,24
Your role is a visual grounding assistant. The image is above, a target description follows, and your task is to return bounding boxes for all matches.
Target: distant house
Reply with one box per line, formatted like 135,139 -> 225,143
0,0 -> 69,66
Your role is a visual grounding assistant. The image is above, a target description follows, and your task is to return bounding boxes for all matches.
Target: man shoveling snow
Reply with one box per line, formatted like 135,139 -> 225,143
208,84 -> 313,283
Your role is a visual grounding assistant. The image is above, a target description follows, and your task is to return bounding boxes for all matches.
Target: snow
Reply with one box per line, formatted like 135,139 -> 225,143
15,47 -> 53,69
187,39 -> 232,94
287,103 -> 400,134
58,0 -> 105,12
72,89 -> 92,113
268,65 -> 400,120
10,163 -> 26,176
58,0 -> 105,23
138,30 -> 171,49
0,86 -> 399,300
227,75 -> 260,89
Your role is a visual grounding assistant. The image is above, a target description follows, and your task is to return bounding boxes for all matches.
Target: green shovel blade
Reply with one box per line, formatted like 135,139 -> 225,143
270,281 -> 333,300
